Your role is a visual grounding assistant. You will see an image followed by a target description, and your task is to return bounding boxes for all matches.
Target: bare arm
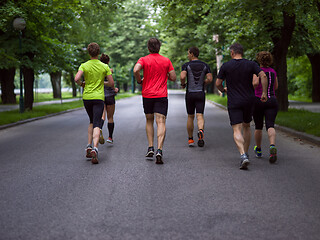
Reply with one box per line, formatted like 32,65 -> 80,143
274,77 -> 278,90
204,73 -> 213,85
75,70 -> 85,87
180,71 -> 187,88
104,74 -> 115,88
168,70 -> 176,82
216,78 -> 227,93
252,74 -> 259,89
258,70 -> 268,102
133,63 -> 143,84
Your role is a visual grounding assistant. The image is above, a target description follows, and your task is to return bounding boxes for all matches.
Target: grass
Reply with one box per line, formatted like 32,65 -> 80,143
206,93 -> 320,137
276,109 -> 320,137
0,92 -> 137,126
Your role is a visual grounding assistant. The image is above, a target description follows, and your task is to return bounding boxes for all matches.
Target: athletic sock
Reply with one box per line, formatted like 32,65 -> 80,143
256,147 -> 261,151
100,119 -> 105,129
188,137 -> 193,140
270,144 -> 275,148
108,122 -> 114,138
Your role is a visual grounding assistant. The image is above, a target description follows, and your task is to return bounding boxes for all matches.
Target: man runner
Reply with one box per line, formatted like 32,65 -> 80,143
180,47 -> 213,147
216,43 -> 267,170
133,38 -> 176,164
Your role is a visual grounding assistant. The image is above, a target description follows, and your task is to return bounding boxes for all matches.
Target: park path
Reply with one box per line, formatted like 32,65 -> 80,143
1,92 -> 320,239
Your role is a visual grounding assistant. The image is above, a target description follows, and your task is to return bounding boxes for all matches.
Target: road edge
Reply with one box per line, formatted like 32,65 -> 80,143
207,100 -> 320,146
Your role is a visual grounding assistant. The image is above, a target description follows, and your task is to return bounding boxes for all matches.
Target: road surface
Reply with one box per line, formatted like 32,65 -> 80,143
1,93 -> 320,240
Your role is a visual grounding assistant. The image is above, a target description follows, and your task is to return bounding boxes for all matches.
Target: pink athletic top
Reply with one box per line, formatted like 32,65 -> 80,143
137,53 -> 174,98
255,67 -> 277,98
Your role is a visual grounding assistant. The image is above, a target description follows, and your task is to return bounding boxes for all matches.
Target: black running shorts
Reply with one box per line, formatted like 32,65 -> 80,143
227,99 -> 254,126
185,91 -> 205,115
104,96 -> 115,106
83,99 -> 104,128
253,97 -> 278,130
143,97 -> 168,116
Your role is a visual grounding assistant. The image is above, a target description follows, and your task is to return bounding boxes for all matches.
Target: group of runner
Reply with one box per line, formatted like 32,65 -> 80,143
75,39 -> 278,170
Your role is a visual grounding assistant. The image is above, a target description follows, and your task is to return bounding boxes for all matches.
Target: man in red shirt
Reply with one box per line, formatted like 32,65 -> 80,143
133,38 -> 176,164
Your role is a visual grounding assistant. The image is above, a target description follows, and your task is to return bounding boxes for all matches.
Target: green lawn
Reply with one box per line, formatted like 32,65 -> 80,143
206,93 -> 320,137
0,93 -> 137,126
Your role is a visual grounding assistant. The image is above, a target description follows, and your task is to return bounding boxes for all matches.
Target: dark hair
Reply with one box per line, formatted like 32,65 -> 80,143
256,51 -> 273,67
100,53 -> 110,64
87,42 -> 100,57
230,43 -> 243,56
147,38 -> 161,53
189,47 -> 199,57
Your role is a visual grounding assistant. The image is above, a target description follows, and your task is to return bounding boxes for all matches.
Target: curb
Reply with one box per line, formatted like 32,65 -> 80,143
0,107 -> 83,131
207,100 -> 320,146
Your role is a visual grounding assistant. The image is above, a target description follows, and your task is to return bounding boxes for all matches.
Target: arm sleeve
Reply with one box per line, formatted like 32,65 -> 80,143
181,63 -> 187,72
137,57 -> 144,68
217,64 -> 225,79
106,65 -> 112,76
79,64 -> 84,72
253,62 -> 262,76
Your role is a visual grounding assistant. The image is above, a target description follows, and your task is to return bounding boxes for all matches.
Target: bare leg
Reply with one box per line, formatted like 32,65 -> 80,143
101,104 -> 106,121
93,127 -> 100,148
267,127 -> 276,145
254,129 -> 262,148
88,123 -> 93,146
145,114 -> 154,147
187,114 -> 194,138
196,113 -> 204,131
155,113 -> 166,150
106,104 -> 115,123
232,123 -> 245,155
243,122 -> 251,154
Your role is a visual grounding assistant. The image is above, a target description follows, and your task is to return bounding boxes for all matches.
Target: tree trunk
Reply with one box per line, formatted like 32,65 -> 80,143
0,68 -> 16,104
271,11 -> 295,111
307,53 -> 320,102
69,71 -> 77,97
23,66 -> 34,111
50,71 -> 62,99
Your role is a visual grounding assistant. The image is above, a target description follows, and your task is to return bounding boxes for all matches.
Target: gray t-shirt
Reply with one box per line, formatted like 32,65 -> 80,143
181,60 -> 211,93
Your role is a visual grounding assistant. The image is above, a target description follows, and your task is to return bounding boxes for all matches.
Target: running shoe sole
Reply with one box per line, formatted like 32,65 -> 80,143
86,148 -> 92,158
269,147 -> 277,163
198,139 -> 204,147
197,130 -> 204,147
240,159 -> 250,170
145,151 -> 154,158
99,132 -> 105,144
91,150 -> 99,164
156,154 -> 163,164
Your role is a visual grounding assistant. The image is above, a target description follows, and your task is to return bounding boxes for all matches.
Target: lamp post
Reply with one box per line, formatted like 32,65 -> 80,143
13,17 -> 26,113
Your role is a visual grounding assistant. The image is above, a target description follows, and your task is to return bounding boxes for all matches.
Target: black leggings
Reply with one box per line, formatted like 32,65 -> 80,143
253,97 -> 278,130
83,100 -> 104,128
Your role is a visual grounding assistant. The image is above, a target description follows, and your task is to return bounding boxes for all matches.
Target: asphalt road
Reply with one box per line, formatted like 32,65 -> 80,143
1,93 -> 320,240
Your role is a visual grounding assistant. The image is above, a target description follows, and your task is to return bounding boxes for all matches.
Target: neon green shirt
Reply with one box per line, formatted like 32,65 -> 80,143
79,59 -> 112,100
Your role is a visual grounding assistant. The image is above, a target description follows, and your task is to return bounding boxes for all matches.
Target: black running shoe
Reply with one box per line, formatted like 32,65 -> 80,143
197,130 -> 204,147
155,149 -> 163,164
145,146 -> 154,157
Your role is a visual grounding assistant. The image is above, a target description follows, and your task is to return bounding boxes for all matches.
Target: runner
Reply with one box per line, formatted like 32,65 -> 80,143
133,38 -> 176,164
99,54 -> 119,145
180,47 -> 213,147
216,43 -> 268,170
252,51 -> 278,163
74,42 -> 114,164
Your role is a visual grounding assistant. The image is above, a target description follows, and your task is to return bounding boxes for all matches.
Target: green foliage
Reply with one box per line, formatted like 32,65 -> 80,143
287,56 -> 312,97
